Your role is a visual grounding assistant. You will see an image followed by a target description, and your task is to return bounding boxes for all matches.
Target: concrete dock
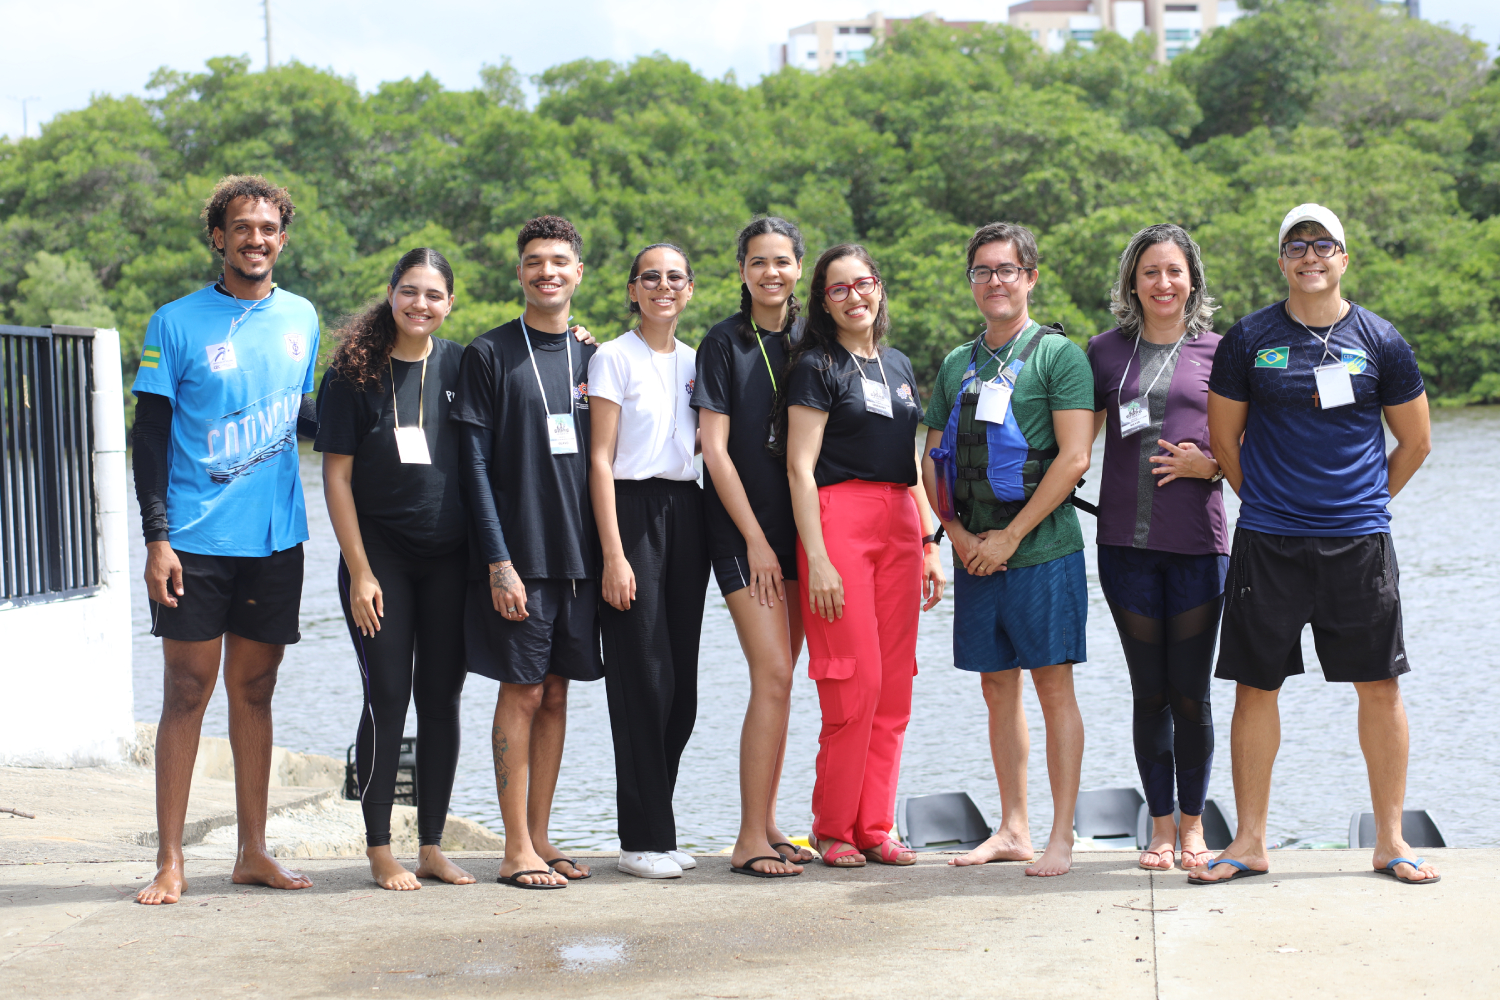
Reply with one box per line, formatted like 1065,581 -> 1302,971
1,846 -> 1490,998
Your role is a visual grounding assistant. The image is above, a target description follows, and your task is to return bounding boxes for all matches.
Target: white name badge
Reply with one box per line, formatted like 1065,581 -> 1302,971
862,378 -> 893,418
975,379 -> 1014,425
1119,397 -> 1150,436
393,426 -> 432,464
547,413 -> 579,455
206,342 -> 238,372
1314,362 -> 1356,410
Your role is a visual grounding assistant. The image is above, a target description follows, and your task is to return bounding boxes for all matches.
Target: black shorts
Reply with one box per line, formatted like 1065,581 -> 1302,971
1215,528 -> 1407,691
464,578 -> 604,685
149,545 -> 304,645
711,553 -> 799,599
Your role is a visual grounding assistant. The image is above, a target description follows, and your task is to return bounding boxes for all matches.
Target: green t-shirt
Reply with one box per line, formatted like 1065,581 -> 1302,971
921,322 -> 1095,568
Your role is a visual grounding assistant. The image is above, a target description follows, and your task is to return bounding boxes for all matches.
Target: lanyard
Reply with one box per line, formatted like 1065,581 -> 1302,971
852,346 -> 889,385
636,329 -> 680,441
219,281 -> 273,343
754,327 -> 779,392
520,317 -> 575,417
388,342 -> 430,431
1287,301 -> 1348,365
1117,331 -> 1187,412
966,325 -> 1028,382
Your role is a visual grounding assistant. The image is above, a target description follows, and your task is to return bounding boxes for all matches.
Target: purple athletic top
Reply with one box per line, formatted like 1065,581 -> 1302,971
1086,327 -> 1228,556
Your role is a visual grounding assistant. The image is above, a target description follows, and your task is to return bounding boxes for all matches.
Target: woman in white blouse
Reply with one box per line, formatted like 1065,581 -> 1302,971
588,243 -> 710,880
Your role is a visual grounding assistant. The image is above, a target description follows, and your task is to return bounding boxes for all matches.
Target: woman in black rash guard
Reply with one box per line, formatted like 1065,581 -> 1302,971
315,248 -> 475,891
691,217 -> 812,878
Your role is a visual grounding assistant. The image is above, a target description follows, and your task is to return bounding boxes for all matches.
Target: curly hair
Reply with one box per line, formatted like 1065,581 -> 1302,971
329,248 -> 455,392
1108,223 -> 1219,338
735,216 -> 805,343
516,215 -> 583,260
201,175 -> 295,256
769,243 -> 889,456
625,242 -> 695,315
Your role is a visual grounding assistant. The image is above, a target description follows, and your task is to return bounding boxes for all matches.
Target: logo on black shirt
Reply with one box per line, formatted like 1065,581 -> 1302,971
574,382 -> 589,409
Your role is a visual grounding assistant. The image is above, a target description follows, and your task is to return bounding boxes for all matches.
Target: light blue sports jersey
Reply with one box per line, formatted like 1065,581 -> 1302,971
132,284 -> 320,557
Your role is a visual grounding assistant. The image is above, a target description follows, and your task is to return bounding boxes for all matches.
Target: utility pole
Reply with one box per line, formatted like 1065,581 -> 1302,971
263,0 -> 273,70
8,96 -> 40,138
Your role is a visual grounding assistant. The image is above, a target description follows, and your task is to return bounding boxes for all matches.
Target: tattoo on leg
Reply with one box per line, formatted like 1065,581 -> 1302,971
493,724 -> 509,794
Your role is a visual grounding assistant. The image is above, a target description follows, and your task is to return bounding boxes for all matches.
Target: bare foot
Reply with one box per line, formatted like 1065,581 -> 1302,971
368,846 -> 421,890
499,851 -> 567,886
1186,837 -> 1269,882
231,847 -> 313,891
415,845 -> 475,884
950,830 -> 1035,866
1024,838 -> 1073,877
136,856 -> 186,905
767,828 -> 815,864
533,841 -> 589,879
732,835 -> 803,875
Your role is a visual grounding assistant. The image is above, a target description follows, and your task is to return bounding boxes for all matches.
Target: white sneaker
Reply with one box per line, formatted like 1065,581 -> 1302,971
618,851 -> 682,879
667,850 -> 697,870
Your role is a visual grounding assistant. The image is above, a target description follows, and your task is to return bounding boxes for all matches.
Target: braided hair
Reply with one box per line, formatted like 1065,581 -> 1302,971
735,217 -> 806,342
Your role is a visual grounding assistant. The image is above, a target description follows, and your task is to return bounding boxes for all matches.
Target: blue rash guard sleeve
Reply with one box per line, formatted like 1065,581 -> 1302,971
459,421 -> 510,566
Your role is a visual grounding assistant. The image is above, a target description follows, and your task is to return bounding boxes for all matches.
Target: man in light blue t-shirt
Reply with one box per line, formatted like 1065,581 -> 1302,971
130,175 -> 320,905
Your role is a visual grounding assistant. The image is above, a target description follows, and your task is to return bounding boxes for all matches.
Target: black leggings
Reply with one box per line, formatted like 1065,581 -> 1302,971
600,479 -> 709,853
338,528 -> 468,847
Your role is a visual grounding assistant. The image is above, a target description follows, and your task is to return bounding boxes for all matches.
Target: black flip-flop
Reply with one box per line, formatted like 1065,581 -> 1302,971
1375,857 -> 1441,885
771,841 -> 814,864
546,857 -> 592,880
1187,858 -> 1269,885
731,855 -> 801,878
497,869 -> 567,889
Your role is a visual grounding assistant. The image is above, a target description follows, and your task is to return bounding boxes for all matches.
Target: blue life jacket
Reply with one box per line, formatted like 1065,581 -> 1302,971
929,325 -> 1094,526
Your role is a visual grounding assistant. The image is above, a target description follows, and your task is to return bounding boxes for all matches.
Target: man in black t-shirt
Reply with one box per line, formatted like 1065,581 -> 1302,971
450,216 -> 602,889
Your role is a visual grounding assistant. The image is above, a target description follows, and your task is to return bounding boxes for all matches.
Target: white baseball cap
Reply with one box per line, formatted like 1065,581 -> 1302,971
1278,204 -> 1346,251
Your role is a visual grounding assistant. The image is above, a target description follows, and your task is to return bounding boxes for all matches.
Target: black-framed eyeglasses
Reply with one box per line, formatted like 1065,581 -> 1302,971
824,276 -> 880,302
631,270 -> 690,290
1281,239 -> 1344,259
967,264 -> 1035,285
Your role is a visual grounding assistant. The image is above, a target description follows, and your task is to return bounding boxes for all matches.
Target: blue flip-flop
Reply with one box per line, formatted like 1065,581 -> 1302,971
1376,857 -> 1441,885
1186,857 -> 1270,885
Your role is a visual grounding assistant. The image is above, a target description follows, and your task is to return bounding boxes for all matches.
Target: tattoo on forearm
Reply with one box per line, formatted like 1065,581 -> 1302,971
492,724 -> 509,794
489,564 -> 521,593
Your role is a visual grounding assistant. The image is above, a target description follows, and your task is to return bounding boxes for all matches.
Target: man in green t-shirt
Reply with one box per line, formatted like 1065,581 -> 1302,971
921,221 -> 1095,878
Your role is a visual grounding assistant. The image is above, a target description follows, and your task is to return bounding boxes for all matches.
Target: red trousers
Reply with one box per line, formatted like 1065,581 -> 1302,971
797,479 -> 922,850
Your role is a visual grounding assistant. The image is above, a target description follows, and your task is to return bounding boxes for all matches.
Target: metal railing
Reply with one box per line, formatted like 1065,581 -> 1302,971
0,325 -> 100,603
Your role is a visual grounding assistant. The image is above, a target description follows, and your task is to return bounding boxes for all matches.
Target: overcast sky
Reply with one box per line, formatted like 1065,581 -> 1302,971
4,1 -> 1497,139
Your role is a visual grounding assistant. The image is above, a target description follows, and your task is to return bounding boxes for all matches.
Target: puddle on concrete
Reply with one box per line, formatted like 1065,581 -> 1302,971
558,936 -> 626,972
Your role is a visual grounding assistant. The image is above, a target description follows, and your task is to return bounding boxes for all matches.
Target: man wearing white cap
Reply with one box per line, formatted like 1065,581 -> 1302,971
1196,204 -> 1438,885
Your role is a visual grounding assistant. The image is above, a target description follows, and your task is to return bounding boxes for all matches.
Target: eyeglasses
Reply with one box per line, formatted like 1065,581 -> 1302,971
967,264 -> 1035,285
631,270 -> 690,290
824,276 -> 880,302
1280,239 -> 1345,259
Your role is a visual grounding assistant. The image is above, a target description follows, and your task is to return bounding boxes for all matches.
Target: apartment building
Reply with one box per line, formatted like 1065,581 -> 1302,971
772,10 -> 985,72
1007,0 -> 1244,61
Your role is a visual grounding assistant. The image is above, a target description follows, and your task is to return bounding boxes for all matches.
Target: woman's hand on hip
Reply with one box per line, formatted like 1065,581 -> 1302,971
921,548 -> 946,611
1150,439 -> 1216,485
601,554 -> 637,612
806,555 -> 844,623
488,561 -> 530,621
349,569 -> 384,636
747,538 -> 785,607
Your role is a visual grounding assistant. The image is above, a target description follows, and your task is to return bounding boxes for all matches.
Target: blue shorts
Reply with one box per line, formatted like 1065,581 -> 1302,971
953,550 -> 1088,672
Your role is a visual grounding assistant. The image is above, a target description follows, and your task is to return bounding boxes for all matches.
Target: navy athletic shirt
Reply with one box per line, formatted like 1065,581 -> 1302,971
1208,301 -> 1424,537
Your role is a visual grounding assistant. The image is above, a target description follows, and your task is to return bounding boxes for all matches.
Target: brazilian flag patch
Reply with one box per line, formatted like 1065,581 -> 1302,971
1255,346 -> 1289,369
139,345 -> 161,369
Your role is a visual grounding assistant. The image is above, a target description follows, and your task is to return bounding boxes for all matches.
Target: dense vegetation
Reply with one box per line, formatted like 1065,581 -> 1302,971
2,0 -> 1498,403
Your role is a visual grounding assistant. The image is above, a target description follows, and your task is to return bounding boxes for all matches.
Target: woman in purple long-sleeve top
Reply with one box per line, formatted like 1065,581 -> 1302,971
1086,224 -> 1228,874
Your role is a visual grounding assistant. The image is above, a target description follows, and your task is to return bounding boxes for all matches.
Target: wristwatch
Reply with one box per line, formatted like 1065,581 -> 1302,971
922,527 -> 946,547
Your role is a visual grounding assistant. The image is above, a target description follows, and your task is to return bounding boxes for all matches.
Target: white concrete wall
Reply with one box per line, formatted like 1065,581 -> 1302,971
0,328 -> 134,766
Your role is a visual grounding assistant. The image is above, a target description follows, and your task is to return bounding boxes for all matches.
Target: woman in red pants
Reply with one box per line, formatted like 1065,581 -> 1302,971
780,243 -> 946,868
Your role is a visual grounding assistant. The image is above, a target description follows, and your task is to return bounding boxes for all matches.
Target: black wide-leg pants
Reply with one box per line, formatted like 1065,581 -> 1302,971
600,478 -> 709,853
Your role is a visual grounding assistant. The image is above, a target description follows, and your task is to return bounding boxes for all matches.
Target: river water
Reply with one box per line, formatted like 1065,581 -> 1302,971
130,407 -> 1500,852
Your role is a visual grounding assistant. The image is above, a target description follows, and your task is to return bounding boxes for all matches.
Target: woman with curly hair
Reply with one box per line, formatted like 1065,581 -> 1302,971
1085,224 -> 1227,873
314,247 -> 475,891
781,243 -> 945,870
